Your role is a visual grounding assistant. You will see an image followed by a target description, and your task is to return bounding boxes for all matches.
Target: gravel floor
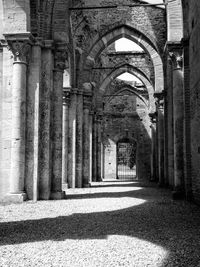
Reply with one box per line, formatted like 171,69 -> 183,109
0,181 -> 200,267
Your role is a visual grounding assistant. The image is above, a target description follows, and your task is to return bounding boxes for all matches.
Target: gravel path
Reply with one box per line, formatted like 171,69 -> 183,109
0,181 -> 200,267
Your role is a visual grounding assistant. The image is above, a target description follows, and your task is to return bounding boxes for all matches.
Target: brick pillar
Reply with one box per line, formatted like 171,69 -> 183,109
38,40 -> 54,200
154,92 -> 165,186
168,43 -> 184,198
5,34 -> 32,202
51,45 -> 67,200
26,38 -> 42,201
68,88 -> 77,188
76,89 -> 84,188
62,88 -> 70,191
83,93 -> 92,187
149,112 -> 157,181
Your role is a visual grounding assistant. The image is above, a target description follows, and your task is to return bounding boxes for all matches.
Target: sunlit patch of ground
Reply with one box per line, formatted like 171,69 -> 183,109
0,181 -> 200,267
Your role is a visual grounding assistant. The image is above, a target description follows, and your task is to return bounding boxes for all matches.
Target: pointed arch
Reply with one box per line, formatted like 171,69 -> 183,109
84,24 -> 164,93
99,64 -> 155,112
104,86 -> 149,108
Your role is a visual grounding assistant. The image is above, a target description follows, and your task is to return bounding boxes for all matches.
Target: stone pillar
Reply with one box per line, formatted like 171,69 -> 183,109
89,111 -> 93,184
62,88 -> 70,191
166,56 -> 174,187
39,40 -> 54,200
149,113 -> 157,181
68,88 -> 77,188
26,38 -> 42,201
83,93 -> 92,187
154,92 -> 165,186
169,44 -> 184,198
5,34 -> 32,202
182,38 -> 192,200
51,45 -> 67,199
76,89 -> 84,188
96,112 -> 103,181
92,114 -> 97,182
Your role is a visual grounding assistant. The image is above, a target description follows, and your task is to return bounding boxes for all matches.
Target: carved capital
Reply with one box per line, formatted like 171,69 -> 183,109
63,89 -> 70,105
4,33 -> 33,63
8,40 -> 31,62
54,43 -> 68,71
166,42 -> 183,70
154,91 -> 165,110
169,51 -> 183,70
149,112 -> 157,123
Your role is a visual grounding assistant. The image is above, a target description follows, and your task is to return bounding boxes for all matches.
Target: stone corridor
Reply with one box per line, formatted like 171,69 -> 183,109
1,181 -> 200,267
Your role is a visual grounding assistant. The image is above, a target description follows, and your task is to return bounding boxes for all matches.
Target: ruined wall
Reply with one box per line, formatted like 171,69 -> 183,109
189,0 -> 200,203
103,87 -> 151,180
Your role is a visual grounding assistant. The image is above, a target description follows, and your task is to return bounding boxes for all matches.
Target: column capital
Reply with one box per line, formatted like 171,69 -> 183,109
149,112 -> 157,123
63,89 -> 70,105
154,91 -> 165,109
54,44 -> 68,72
4,33 -> 33,62
166,42 -> 183,70
71,88 -> 78,94
43,40 -> 54,49
77,89 -> 84,95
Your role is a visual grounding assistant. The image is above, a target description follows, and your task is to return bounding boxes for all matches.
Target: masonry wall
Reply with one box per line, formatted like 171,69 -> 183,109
189,0 -> 200,203
0,48 -> 13,200
103,88 -> 151,180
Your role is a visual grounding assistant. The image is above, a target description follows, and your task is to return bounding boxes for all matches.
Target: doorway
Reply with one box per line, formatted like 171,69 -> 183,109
117,140 -> 137,180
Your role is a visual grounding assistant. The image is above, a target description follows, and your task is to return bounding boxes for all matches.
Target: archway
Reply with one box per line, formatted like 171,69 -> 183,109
117,138 -> 137,180
83,24 -> 164,93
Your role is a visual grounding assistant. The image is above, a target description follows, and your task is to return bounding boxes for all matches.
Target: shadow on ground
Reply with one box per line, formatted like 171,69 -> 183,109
1,182 -> 200,266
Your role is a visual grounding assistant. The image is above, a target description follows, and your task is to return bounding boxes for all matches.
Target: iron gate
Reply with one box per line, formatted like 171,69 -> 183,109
117,141 -> 137,180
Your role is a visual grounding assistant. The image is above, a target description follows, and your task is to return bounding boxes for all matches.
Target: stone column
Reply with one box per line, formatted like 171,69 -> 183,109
96,111 -> 103,182
62,88 -> 70,191
166,56 -> 174,187
83,94 -> 92,187
149,113 -> 157,181
154,92 -> 165,186
76,89 -> 84,188
68,88 -> 77,188
51,45 -> 67,199
169,44 -> 184,198
92,113 -> 97,182
182,38 -> 192,200
89,111 -> 94,184
5,34 -> 32,202
39,40 -> 54,200
26,38 -> 42,201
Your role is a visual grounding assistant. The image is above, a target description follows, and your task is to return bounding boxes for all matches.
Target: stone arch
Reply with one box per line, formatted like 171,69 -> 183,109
166,0 -> 183,41
84,24 -> 164,93
99,64 -> 155,112
104,86 -> 149,109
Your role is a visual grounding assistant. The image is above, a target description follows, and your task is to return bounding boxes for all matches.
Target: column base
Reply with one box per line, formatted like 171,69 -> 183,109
5,193 -> 27,203
83,183 -> 91,188
172,190 -> 184,200
50,191 -> 65,200
62,183 -> 69,192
